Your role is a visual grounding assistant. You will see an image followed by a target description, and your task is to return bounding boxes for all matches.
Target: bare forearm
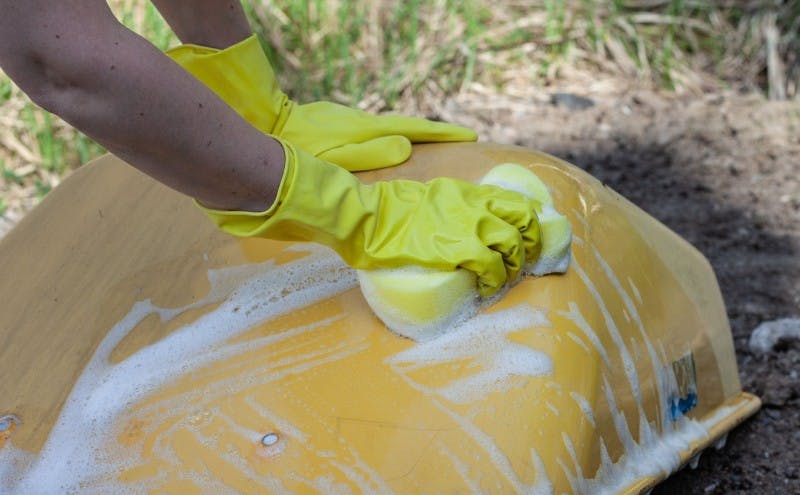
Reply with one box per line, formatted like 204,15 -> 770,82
0,1 -> 281,212
151,0 -> 252,49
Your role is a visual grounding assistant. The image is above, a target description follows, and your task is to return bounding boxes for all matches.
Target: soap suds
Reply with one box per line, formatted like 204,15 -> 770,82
288,474 -> 353,495
523,204 -> 573,277
591,245 -> 668,430
558,302 -> 611,367
570,208 -> 591,233
562,432 -> 587,493
387,304 -> 552,403
387,303 -> 554,494
1,244 -> 359,494
329,446 -> 395,495
436,440 -> 485,493
570,392 -> 596,428
573,243 -> 744,495
581,402 -> 736,495
572,260 -> 643,411
360,162 -> 572,342
627,277 -> 643,306
748,317 -> 800,353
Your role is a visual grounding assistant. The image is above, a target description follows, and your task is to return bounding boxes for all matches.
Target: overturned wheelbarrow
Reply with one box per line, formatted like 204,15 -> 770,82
0,142 -> 759,494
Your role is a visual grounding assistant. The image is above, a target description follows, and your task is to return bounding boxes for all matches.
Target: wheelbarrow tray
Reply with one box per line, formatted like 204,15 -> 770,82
0,143 -> 759,494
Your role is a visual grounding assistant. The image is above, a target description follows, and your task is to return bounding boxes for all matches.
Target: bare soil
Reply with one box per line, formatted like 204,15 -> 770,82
443,88 -> 800,494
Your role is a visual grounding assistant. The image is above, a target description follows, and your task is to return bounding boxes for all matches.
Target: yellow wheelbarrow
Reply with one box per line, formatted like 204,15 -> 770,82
0,143 -> 759,493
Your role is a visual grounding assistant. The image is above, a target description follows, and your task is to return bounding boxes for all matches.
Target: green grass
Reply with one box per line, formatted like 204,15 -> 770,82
0,79 -> 12,102
244,0 -> 497,106
0,0 -> 797,219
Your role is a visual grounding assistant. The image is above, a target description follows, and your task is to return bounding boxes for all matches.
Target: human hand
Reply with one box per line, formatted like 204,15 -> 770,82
200,141 -> 542,296
167,35 -> 477,172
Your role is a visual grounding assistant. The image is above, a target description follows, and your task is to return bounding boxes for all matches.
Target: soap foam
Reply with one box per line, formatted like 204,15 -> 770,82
522,204 -> 573,277
387,303 -> 553,404
570,392 -> 597,428
0,244 -> 358,494
387,303 -> 555,495
570,244 -> 744,494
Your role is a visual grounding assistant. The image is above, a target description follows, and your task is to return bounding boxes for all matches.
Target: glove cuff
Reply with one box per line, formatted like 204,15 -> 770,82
166,35 -> 294,135
197,139 -> 377,269
196,139 -> 296,236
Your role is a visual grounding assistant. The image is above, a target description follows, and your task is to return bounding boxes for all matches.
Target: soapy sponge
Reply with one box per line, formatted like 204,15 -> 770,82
358,163 -> 572,341
480,163 -> 572,276
357,267 -> 478,341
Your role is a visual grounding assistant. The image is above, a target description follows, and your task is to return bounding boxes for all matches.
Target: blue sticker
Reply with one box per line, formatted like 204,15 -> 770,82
669,352 -> 698,420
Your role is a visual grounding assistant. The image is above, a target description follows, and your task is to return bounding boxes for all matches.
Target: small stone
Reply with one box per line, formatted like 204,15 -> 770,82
749,318 -> 800,352
550,92 -> 595,111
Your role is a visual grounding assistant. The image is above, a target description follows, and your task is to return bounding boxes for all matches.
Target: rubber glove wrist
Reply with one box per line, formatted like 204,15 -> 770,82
202,142 -> 380,265
196,147 -> 296,235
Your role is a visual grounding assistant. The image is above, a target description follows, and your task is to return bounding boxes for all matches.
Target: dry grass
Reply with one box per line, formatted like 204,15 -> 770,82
1,0 -> 798,236
248,1 -> 799,106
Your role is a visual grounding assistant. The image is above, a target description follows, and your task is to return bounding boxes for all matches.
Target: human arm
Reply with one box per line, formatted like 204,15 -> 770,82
0,0 -> 281,211
0,0 -> 541,294
149,0 -> 251,49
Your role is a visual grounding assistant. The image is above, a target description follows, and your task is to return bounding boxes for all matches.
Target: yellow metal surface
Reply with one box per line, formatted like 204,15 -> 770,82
0,143 -> 759,493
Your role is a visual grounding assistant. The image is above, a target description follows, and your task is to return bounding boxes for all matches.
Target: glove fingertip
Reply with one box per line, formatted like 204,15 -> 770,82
478,281 -> 501,298
472,254 -> 507,298
422,121 -> 478,142
383,135 -> 413,164
448,126 -> 479,142
319,136 -> 412,172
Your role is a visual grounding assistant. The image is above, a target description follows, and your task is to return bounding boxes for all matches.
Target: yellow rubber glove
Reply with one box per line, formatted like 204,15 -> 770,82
201,142 -> 542,296
167,35 -> 478,172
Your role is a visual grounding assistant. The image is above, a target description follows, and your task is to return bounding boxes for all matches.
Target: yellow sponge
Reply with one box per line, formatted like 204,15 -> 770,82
479,163 -> 553,207
357,267 -> 478,341
481,163 -> 572,276
358,163 -> 571,340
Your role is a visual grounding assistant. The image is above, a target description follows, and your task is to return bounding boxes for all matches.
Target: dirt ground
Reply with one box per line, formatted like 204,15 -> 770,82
442,87 -> 800,494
